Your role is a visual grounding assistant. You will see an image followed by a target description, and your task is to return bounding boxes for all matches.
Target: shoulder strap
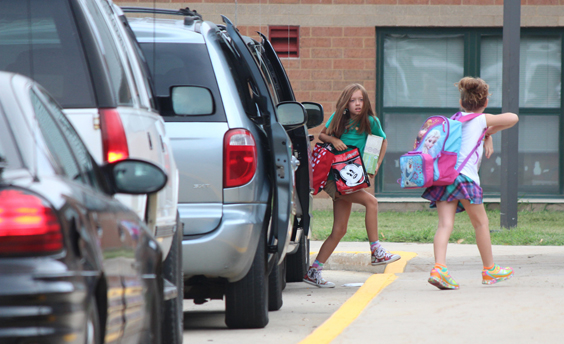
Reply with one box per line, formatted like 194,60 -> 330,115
451,112 -> 483,123
455,128 -> 487,173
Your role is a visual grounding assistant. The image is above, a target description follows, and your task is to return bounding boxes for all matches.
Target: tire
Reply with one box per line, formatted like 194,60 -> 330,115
225,230 -> 268,329
162,215 -> 184,344
85,297 -> 101,344
285,231 -> 309,282
268,255 -> 284,311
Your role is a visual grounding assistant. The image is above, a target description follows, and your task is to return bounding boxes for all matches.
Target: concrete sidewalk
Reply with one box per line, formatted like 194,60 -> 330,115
310,240 -> 564,343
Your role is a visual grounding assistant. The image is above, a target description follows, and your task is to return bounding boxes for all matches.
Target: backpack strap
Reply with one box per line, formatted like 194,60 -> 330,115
456,128 -> 487,173
451,112 -> 483,122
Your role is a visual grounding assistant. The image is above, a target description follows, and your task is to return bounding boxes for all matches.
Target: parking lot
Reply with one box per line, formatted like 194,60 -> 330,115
181,241 -> 564,343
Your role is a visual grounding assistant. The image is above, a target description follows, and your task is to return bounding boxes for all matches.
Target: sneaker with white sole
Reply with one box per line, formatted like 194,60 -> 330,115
371,247 -> 401,266
303,267 -> 335,288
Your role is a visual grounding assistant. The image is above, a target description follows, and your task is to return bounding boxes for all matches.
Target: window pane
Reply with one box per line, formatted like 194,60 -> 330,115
0,0 -> 95,108
31,91 -> 82,181
481,35 -> 561,108
383,34 -> 464,108
480,115 -> 559,193
83,0 -> 133,106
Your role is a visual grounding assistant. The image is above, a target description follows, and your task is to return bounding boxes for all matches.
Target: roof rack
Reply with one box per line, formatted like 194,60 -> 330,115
121,7 -> 202,21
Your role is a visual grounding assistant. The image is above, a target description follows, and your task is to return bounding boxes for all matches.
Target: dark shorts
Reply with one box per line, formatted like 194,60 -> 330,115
421,174 -> 483,213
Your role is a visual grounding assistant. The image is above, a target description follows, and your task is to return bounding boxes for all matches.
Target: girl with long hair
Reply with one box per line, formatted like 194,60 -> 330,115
303,83 -> 400,288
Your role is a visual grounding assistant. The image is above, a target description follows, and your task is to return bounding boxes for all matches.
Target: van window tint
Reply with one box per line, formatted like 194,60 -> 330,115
216,34 -> 258,119
31,91 -> 82,181
140,42 -> 226,121
82,0 -> 133,106
0,0 -> 95,108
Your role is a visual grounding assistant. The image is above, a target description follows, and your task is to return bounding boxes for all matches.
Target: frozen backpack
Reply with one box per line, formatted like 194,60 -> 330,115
398,112 -> 486,189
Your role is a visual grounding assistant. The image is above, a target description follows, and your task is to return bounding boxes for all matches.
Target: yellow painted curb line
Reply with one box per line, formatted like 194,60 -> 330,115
299,273 -> 397,344
300,251 -> 417,344
384,251 -> 418,274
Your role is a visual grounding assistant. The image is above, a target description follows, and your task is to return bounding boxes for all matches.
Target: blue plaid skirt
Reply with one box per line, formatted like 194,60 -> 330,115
421,174 -> 483,213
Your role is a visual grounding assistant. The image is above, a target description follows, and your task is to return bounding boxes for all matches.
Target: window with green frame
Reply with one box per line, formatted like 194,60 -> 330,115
375,28 -> 563,197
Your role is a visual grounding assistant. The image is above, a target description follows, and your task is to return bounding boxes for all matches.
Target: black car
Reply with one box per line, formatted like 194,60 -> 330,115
0,71 -> 169,344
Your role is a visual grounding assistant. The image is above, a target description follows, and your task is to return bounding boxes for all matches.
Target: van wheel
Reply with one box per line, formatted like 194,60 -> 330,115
85,296 -> 101,344
268,255 -> 284,311
285,231 -> 309,282
162,215 -> 184,344
225,230 -> 268,328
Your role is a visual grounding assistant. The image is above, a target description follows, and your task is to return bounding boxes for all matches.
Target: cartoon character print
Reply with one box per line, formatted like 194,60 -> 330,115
339,163 -> 365,187
421,129 -> 441,156
414,119 -> 434,149
401,157 -> 425,187
402,158 -> 417,187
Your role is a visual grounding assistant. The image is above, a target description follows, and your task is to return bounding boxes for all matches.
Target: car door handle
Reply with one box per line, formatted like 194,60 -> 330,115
147,132 -> 153,150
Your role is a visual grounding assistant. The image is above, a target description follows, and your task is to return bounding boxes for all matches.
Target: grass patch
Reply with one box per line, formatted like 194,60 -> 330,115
311,209 -> 564,246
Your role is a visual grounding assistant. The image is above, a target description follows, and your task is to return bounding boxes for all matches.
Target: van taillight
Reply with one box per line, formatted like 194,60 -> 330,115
224,129 -> 257,188
100,108 -> 129,163
0,189 -> 63,256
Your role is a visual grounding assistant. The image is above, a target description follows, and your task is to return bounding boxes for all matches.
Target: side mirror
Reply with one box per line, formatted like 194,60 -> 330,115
171,86 -> 214,115
276,101 -> 307,130
102,159 -> 168,195
302,102 -> 324,129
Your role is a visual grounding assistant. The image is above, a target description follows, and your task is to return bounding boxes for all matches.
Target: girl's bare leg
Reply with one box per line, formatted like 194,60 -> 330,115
315,198 -> 352,263
459,200 -> 494,268
434,200 -> 458,265
338,189 -> 379,242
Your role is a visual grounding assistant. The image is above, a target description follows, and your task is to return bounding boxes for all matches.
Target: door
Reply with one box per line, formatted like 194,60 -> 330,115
259,33 -> 313,238
223,16 -> 294,260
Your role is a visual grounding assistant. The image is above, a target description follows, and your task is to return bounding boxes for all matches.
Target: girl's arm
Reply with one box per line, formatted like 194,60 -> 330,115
483,135 -> 494,159
319,127 -> 347,151
484,112 -> 519,136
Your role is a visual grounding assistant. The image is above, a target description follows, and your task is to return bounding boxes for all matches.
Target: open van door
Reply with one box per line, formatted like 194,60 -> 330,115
223,16 -> 294,262
258,33 -> 314,241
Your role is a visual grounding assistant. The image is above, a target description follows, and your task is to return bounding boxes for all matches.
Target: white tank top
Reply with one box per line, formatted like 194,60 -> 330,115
457,112 -> 487,186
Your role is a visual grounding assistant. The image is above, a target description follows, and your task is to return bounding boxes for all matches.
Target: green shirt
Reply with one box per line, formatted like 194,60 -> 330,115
325,113 -> 386,156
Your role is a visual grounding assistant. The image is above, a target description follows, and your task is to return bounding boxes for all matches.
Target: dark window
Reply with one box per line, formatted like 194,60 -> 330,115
216,32 -> 258,119
31,91 -> 82,182
0,0 -> 95,108
0,110 -> 21,170
377,28 -> 563,197
269,26 -> 299,58
139,42 -> 226,121
82,0 -> 133,106
40,90 -> 102,190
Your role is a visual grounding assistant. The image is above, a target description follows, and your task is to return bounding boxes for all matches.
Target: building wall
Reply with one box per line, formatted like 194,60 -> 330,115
118,1 -> 564,197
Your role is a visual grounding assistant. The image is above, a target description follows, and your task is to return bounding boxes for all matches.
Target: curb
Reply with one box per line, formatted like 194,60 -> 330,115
310,251 -> 417,273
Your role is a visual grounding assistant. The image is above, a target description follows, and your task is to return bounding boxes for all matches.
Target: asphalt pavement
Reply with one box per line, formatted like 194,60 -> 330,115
181,241 -> 564,343
309,240 -> 564,344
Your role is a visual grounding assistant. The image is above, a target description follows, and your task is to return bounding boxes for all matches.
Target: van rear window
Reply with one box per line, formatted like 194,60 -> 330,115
140,42 -> 226,122
0,0 -> 95,108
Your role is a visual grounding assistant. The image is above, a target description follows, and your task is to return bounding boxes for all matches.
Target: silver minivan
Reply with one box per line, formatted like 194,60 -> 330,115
125,7 -> 323,329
